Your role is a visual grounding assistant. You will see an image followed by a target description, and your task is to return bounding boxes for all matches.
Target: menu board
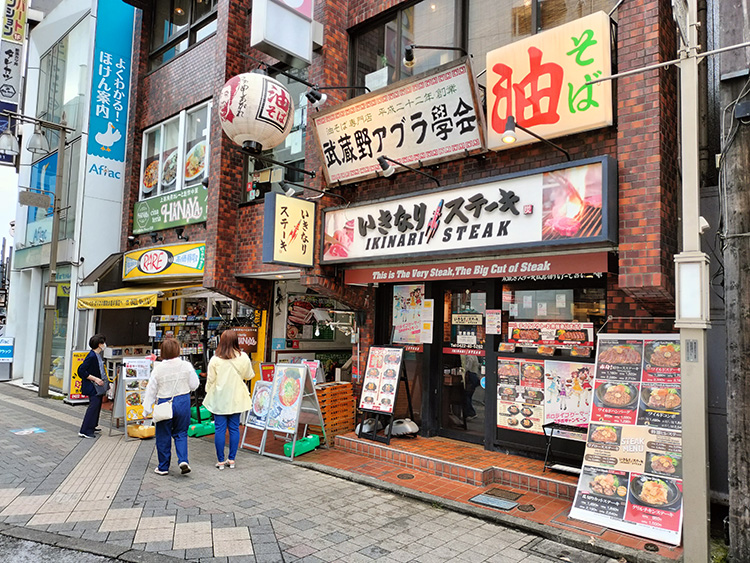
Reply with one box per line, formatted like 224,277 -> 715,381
246,381 -> 273,430
496,358 -> 545,434
122,358 -> 152,423
508,322 -> 594,349
265,364 -> 306,434
569,334 -> 683,546
358,347 -> 403,413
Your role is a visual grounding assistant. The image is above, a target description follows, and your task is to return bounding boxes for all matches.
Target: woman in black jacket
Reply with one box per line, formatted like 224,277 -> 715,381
78,334 -> 107,438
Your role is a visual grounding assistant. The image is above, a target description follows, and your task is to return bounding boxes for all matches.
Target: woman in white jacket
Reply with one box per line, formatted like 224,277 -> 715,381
143,338 -> 200,475
204,329 -> 254,469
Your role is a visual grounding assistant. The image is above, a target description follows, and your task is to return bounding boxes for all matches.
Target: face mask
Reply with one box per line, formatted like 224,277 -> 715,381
101,343 -> 107,350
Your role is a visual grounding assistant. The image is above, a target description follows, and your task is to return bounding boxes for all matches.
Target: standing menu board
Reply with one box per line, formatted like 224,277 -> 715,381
265,364 -> 306,434
246,381 -> 273,430
569,334 -> 683,546
358,347 -> 403,413
122,358 -> 152,423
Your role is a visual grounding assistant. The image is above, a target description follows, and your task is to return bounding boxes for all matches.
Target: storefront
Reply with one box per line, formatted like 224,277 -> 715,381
321,156 -> 617,458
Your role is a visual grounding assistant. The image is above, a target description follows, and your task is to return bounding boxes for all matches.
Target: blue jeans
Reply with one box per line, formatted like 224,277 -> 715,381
155,393 -> 191,471
80,394 -> 102,436
213,413 -> 240,463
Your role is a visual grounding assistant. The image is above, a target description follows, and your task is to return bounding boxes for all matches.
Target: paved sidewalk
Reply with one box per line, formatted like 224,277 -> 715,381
0,382 -> 625,563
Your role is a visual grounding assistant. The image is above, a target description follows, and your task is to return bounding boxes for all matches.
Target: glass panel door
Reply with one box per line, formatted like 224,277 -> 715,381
440,285 -> 486,438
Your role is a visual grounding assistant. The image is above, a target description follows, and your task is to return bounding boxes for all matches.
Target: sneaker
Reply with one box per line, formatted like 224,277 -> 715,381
215,462 -> 225,470
179,462 -> 191,474
93,428 -> 102,432
78,432 -> 96,439
154,468 -> 168,475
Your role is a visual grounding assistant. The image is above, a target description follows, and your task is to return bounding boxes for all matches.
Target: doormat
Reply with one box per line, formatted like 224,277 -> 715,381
484,487 -> 524,501
469,494 -> 519,511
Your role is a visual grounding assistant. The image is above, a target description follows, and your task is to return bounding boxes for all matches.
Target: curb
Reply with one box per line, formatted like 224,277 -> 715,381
0,522 -> 188,563
295,461 -> 678,563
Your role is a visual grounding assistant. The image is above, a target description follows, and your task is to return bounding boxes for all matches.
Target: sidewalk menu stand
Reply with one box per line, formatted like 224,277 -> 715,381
241,363 -> 329,461
116,357 -> 154,439
357,347 -> 414,445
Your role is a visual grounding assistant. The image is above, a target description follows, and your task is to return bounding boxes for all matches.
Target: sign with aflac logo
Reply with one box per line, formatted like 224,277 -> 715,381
123,243 -> 205,280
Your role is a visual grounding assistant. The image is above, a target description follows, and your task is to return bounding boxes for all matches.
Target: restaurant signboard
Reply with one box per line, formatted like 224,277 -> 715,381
312,57 -> 485,186
323,156 -> 616,264
569,334 -> 683,546
486,11 -> 613,151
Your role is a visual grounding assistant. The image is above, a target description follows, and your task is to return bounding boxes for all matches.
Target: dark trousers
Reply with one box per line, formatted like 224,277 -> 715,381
80,394 -> 103,436
213,413 -> 240,462
155,393 -> 191,471
464,371 -> 480,418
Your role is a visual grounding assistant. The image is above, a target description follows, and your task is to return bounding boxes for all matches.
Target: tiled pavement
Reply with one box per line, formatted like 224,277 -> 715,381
0,382 -> 656,563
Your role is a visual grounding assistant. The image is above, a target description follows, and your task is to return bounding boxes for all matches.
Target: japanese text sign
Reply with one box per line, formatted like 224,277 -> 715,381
2,0 -> 25,43
133,185 -> 208,234
312,58 -> 485,186
0,40 -> 21,104
263,192 -> 316,267
486,11 -> 612,151
85,0 -> 134,194
323,156 -> 616,264
123,242 -> 205,280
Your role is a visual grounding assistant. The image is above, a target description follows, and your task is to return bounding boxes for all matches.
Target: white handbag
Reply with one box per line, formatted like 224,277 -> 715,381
152,377 -> 179,423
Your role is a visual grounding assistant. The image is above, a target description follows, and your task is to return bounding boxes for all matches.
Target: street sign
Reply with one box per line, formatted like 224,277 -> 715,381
671,0 -> 689,46
18,190 -> 50,209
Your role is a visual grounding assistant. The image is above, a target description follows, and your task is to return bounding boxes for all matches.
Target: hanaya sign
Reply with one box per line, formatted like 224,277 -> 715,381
312,57 -> 485,186
262,192 -> 315,267
486,11 -> 613,150
123,243 -> 205,280
133,185 -> 208,234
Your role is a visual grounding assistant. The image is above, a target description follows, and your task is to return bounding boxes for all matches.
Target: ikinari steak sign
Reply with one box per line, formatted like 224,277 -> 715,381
322,156 -> 617,264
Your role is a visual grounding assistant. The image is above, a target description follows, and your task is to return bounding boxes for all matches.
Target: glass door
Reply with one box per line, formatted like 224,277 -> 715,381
440,284 -> 486,440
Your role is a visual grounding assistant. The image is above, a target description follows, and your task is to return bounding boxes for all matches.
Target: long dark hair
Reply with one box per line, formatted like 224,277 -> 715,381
215,329 -> 240,359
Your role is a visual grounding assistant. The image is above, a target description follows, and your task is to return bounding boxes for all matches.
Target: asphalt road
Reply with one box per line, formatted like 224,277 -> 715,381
0,534 -> 118,562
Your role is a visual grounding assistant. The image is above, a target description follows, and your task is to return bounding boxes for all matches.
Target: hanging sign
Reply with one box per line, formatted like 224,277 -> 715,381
323,157 -> 616,263
486,11 -> 613,151
123,242 -> 205,280
569,334 -> 683,546
235,326 -> 259,354
312,57 -> 485,186
262,192 -> 315,267
1,0 -> 26,43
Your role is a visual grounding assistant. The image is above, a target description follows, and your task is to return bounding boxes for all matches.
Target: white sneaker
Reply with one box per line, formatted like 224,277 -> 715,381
179,462 -> 191,474
78,432 -> 96,439
154,468 -> 168,475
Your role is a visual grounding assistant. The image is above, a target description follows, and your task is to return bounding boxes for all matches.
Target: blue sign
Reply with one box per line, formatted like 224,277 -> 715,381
86,0 -> 134,164
0,337 -> 14,363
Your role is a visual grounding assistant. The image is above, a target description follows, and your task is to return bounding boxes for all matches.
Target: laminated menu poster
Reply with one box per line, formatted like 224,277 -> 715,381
496,358 -> 545,434
265,364 -> 306,434
358,347 -> 403,414
544,360 -> 593,428
508,322 -> 594,348
569,334 -> 683,546
246,381 -> 273,430
122,358 -> 152,423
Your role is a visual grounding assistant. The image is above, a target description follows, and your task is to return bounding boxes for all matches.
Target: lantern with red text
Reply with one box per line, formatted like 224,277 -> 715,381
218,71 -> 294,153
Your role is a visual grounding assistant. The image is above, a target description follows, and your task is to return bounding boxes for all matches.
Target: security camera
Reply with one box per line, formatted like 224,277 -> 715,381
699,216 -> 710,234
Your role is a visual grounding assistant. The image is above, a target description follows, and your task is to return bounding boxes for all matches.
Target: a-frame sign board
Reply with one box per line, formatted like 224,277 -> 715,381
241,363 -> 329,461
356,347 -> 414,445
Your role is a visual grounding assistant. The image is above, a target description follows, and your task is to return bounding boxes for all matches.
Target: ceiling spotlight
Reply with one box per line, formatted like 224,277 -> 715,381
127,235 -> 139,247
501,116 -> 517,144
175,227 -> 189,241
403,45 -> 415,68
305,89 -> 327,109
150,232 -> 164,244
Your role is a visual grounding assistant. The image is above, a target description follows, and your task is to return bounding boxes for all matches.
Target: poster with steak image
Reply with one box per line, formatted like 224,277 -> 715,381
496,358 -> 544,434
519,360 -> 545,388
595,339 -> 644,382
570,334 -> 683,546
573,466 -> 629,519
637,384 -> 682,430
265,364 -> 306,434
508,321 -> 594,348
497,358 -> 521,385
358,347 -> 403,414
642,340 -> 681,385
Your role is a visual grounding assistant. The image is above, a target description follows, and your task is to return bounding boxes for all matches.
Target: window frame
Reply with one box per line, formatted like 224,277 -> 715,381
149,0 -> 218,70
138,100 -> 212,201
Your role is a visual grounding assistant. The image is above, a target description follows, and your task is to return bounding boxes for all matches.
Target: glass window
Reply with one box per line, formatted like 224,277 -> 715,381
352,0 -> 458,89
139,101 -> 211,200
36,17 -> 91,138
150,0 -> 218,70
244,69 -> 307,202
540,0 -> 618,30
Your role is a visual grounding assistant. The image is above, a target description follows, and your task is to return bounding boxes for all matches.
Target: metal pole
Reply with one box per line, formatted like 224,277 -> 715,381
37,122 -> 66,398
678,1 -> 711,560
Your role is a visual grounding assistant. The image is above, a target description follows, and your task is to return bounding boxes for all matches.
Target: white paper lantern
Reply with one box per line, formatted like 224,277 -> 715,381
218,71 -> 295,152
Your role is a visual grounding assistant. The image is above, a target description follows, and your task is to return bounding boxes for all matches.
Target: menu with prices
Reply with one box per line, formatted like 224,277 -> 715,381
496,358 -> 545,434
122,358 -> 152,423
508,322 -> 594,348
358,347 -> 403,414
570,334 -> 683,546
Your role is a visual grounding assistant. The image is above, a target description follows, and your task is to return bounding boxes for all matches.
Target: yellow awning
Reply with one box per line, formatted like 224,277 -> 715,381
76,285 -> 200,310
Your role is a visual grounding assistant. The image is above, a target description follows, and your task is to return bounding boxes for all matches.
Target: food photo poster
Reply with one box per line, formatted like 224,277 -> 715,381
569,334 -> 683,546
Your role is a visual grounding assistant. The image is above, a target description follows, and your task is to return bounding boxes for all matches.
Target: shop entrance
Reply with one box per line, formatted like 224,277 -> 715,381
438,282 -> 487,443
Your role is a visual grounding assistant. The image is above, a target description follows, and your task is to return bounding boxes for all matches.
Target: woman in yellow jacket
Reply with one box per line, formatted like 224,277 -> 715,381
204,330 -> 254,469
